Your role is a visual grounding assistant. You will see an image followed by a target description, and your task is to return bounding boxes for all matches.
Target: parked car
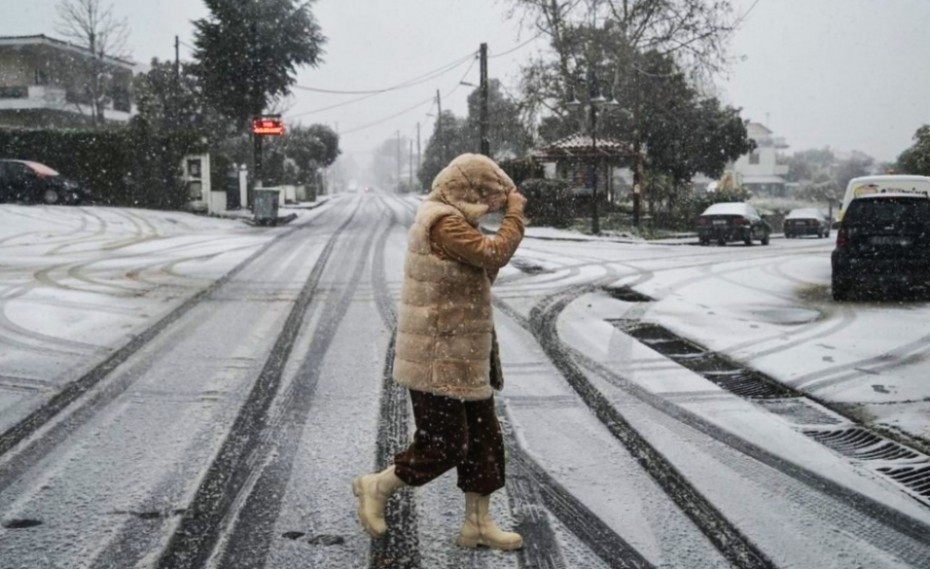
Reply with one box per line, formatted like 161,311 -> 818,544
697,202 -> 771,246
0,160 -> 91,205
836,174 -> 930,224
831,193 -> 930,300
784,208 -> 831,238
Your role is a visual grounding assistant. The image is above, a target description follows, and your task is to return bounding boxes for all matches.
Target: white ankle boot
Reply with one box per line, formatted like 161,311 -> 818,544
457,492 -> 523,550
352,465 -> 407,538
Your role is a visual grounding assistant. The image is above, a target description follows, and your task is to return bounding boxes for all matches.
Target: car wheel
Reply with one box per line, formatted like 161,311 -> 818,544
42,188 -> 61,205
699,238 -> 710,246
717,237 -> 726,246
832,276 -> 850,301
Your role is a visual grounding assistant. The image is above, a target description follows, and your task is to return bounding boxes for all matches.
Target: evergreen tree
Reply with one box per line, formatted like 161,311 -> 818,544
192,0 -> 326,128
898,125 -> 930,177
461,80 -> 533,160
418,111 -> 470,189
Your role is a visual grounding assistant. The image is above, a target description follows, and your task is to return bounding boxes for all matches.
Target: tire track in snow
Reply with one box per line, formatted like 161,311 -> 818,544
0,200 -> 350,465
497,284 -> 930,565
207,199 -> 385,568
154,199 -> 363,569
518,286 -> 777,569
367,197 -> 421,569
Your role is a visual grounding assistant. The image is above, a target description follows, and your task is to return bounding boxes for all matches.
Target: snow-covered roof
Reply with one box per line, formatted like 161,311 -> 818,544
743,175 -> 787,185
855,192 -> 930,201
786,208 -> 825,219
532,132 -> 635,162
701,202 -> 755,217
0,34 -> 136,69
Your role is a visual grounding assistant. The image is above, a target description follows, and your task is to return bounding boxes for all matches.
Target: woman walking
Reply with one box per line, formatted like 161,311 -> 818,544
353,153 -> 527,550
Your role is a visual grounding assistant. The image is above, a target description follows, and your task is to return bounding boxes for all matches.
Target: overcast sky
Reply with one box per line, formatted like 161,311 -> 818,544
4,0 -> 930,165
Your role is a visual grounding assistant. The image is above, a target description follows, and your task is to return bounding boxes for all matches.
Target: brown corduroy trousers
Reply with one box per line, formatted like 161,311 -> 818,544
393,389 -> 506,496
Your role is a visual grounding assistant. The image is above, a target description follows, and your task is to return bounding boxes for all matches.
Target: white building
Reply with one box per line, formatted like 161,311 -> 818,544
731,122 -> 790,197
0,35 -> 136,128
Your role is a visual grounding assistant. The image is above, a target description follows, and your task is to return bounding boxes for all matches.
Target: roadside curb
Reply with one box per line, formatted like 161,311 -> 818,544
206,197 -> 332,223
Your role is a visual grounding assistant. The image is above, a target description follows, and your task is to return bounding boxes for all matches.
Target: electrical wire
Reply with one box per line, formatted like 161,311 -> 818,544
489,32 -> 544,59
288,53 -> 475,118
732,0 -> 762,29
339,55 -> 479,137
293,51 -> 476,95
338,95 -> 436,135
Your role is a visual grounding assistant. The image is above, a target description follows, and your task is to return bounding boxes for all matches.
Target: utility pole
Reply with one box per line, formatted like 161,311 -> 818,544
589,75 -> 600,235
409,139 -> 414,191
396,130 -> 401,193
416,122 -> 421,177
331,121 -> 338,194
171,35 -> 180,134
436,89 -> 446,164
479,43 -> 490,156
249,22 -> 263,206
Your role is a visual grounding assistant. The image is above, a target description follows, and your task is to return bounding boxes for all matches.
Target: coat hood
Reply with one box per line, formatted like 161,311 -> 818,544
426,153 -> 516,225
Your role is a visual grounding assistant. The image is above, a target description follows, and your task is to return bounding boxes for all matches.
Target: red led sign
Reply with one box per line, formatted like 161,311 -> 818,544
252,116 -> 285,136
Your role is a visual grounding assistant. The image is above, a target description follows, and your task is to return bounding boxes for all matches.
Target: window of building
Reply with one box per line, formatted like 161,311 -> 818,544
749,151 -> 760,165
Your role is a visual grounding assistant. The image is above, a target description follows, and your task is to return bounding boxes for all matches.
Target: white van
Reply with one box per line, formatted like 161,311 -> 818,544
838,175 -> 930,222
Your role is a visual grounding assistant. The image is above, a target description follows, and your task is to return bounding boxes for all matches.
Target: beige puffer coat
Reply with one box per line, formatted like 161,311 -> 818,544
392,153 -> 523,400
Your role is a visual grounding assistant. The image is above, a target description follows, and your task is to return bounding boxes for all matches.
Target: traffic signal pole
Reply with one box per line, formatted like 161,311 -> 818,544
479,43 -> 489,157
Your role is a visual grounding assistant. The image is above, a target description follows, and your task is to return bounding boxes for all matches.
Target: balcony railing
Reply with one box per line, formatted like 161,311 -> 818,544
0,85 -> 131,122
0,86 -> 28,99
0,85 -> 68,109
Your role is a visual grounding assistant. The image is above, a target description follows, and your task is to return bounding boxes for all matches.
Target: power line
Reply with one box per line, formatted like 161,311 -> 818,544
293,51 -> 476,95
339,95 -> 436,135
489,32 -> 544,59
733,0 -> 763,29
288,53 -> 475,118
339,55 -> 479,137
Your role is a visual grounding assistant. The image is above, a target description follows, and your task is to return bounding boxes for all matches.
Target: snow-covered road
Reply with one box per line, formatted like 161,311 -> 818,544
1,196 -> 929,568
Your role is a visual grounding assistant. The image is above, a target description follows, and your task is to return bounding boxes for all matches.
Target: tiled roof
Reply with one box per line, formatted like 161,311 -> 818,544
532,132 -> 635,161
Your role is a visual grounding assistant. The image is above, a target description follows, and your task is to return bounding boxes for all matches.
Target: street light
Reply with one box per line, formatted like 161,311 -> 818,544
567,73 -> 619,234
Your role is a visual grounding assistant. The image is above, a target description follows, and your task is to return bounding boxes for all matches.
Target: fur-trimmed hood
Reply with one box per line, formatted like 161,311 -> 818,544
425,153 -> 516,225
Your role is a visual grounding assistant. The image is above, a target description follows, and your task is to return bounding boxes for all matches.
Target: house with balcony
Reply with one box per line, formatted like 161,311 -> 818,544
731,122 -> 790,197
0,34 -> 135,129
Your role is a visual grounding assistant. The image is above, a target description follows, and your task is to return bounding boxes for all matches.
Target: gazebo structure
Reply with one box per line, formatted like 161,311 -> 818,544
532,132 -> 641,231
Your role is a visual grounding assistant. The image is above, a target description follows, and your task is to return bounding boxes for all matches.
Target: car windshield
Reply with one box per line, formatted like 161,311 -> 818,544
786,209 -> 822,219
845,198 -> 930,227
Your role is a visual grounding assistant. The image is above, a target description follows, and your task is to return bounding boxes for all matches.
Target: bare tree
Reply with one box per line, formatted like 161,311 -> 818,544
510,0 -> 741,131
55,0 -> 131,127
509,0 -> 737,86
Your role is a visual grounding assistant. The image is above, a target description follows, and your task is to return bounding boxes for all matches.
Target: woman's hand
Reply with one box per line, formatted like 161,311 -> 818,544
506,190 -> 527,212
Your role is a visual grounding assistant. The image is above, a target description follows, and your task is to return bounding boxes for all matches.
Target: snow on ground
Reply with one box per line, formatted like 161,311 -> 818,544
499,231 -> 930,443
0,202 -> 329,433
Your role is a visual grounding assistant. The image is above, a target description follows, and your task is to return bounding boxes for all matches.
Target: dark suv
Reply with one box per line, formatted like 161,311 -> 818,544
831,194 -> 930,300
0,160 -> 91,205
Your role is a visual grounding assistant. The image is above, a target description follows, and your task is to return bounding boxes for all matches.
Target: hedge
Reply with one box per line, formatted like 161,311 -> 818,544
0,121 -> 204,209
